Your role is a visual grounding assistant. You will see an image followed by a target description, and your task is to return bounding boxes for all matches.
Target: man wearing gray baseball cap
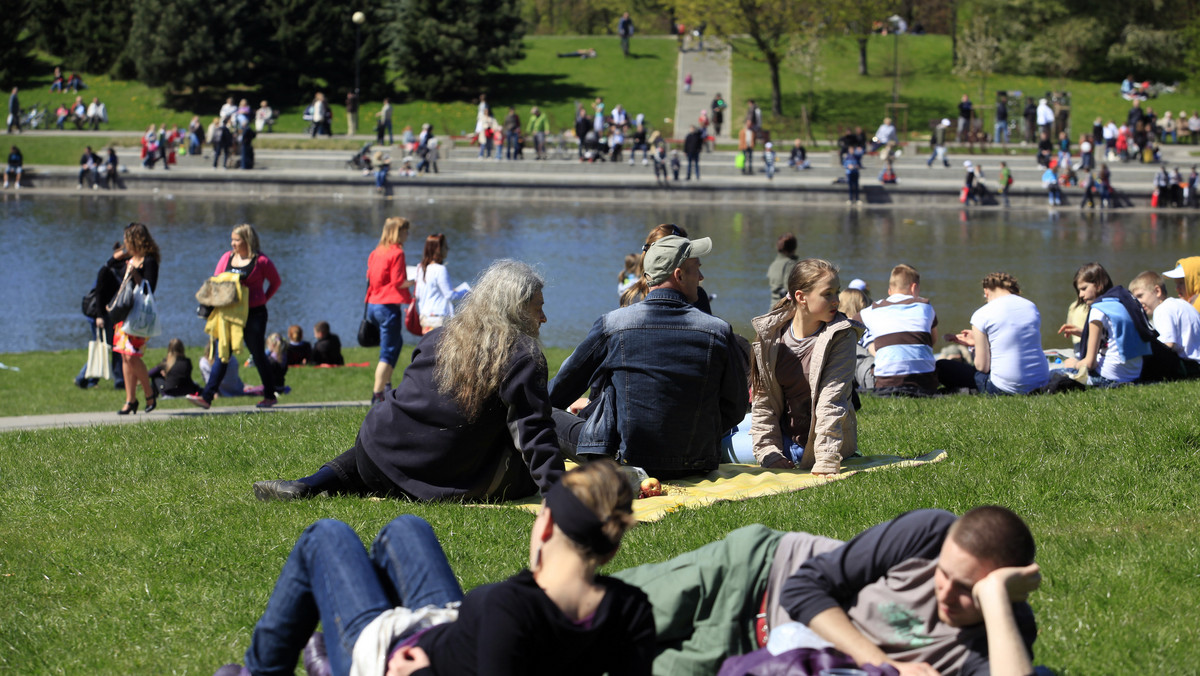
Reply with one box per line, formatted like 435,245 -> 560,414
550,234 -> 748,478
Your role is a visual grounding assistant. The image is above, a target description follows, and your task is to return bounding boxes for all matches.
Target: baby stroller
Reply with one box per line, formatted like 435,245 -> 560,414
348,142 -> 373,171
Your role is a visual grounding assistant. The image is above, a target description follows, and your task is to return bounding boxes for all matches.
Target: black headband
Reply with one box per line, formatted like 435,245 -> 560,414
544,482 -> 622,556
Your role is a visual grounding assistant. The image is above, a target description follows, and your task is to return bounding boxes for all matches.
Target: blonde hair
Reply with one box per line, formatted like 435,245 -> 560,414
232,223 -> 260,258
1129,270 -> 1166,295
889,264 -> 920,292
838,288 -> 870,318
165,338 -> 186,372
435,260 -> 545,421
378,217 -> 410,248
266,332 -> 285,362
558,459 -> 636,562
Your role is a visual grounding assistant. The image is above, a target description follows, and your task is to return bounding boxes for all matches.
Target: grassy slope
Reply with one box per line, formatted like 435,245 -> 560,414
1,381 -> 1197,673
734,34 -> 1200,144
0,346 -> 576,417
12,37 -> 679,166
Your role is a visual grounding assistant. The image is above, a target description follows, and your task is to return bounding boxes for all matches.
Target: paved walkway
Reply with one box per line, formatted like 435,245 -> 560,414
675,38 -> 734,141
0,400 -> 366,433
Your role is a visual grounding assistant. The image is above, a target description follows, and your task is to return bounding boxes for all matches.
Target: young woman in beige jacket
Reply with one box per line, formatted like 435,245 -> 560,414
750,258 -> 863,475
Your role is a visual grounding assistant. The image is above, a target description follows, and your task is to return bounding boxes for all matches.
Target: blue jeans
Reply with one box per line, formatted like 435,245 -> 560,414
993,122 -> 1009,144
367,303 -> 403,365
245,516 -> 463,676
847,171 -> 860,202
506,131 -> 520,159
203,305 -> 274,401
686,155 -> 700,180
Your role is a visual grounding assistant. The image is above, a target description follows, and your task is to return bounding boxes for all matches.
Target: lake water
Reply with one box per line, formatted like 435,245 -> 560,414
4,193 -> 1199,354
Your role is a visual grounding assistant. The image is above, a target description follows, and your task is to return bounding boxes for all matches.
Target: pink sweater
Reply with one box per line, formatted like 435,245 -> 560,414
215,251 -> 281,308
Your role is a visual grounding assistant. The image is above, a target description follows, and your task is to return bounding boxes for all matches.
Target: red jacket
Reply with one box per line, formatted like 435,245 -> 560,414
366,244 -> 413,305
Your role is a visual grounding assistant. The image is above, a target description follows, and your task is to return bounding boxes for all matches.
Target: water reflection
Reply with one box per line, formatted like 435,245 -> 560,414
3,193 -> 1199,354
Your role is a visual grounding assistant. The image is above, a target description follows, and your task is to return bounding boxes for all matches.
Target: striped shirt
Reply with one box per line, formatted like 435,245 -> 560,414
858,294 -> 939,392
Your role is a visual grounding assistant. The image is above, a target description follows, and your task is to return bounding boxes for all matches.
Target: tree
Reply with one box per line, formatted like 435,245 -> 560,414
29,0 -> 131,74
830,0 -> 898,76
0,0 -> 37,85
675,0 -> 814,116
257,0 -> 389,99
386,0 -> 525,100
127,0 -> 262,95
953,14 -> 998,105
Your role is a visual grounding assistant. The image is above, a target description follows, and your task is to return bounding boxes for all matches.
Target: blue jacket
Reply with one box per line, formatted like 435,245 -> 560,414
550,288 -> 748,476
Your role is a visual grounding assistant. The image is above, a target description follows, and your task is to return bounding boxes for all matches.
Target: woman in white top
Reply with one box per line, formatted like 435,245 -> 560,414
946,272 -> 1050,394
415,234 -> 455,331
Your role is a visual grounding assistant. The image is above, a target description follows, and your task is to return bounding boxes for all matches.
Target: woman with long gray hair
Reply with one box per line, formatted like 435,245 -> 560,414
253,259 -> 564,502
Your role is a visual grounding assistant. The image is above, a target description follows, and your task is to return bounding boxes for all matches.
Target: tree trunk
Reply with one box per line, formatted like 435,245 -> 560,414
768,52 -> 783,116
857,37 -> 869,76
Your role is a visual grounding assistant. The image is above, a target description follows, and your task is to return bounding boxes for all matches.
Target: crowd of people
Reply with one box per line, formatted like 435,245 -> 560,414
202,219 -> 1060,676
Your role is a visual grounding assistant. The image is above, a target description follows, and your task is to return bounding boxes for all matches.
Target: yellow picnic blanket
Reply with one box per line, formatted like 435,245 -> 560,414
503,450 -> 947,522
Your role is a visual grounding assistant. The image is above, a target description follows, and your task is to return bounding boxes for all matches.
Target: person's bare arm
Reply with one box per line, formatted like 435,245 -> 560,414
807,608 -> 939,676
974,563 -> 1042,676
1063,321 -> 1102,370
971,327 -> 990,374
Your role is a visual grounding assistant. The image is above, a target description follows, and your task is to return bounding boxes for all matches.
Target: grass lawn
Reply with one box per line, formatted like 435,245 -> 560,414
733,34 -> 1200,146
13,36 -> 679,166
1,379 -> 1198,673
0,346 -> 576,417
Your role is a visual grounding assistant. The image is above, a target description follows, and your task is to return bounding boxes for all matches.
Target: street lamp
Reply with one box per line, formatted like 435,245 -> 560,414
352,10 -> 366,96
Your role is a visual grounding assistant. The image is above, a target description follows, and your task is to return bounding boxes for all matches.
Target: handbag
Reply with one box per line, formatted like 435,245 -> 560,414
123,280 -> 162,338
84,327 -> 112,380
357,303 -> 380,347
195,277 -> 238,308
82,288 -> 105,318
405,299 -> 424,336
106,270 -> 136,324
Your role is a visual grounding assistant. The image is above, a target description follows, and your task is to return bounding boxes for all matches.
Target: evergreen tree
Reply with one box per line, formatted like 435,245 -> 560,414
128,0 -> 262,94
0,0 -> 37,85
386,0 -> 525,100
258,0 -> 388,99
30,0 -> 132,74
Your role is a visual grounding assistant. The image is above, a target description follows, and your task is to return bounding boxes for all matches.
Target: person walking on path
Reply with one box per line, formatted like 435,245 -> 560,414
7,88 -> 20,134
376,98 -> 393,145
739,119 -> 756,175
528,106 -> 549,159
711,93 -> 726,137
619,12 -> 635,56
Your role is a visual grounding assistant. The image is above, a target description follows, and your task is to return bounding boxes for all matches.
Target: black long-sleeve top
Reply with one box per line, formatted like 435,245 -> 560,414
416,570 -> 656,676
359,329 -> 564,500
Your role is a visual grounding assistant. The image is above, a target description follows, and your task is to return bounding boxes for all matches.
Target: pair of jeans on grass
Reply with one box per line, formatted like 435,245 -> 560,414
245,515 -> 463,676
202,305 -> 275,402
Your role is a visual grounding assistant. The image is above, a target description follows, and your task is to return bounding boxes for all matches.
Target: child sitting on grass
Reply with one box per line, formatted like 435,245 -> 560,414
1057,262 -> 1153,386
265,332 -> 290,393
285,324 -> 311,366
1129,271 -> 1200,361
310,321 -> 345,366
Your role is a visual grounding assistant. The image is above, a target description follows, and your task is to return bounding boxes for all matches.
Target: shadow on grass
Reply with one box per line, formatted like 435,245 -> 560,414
770,90 -> 955,139
487,72 -> 599,106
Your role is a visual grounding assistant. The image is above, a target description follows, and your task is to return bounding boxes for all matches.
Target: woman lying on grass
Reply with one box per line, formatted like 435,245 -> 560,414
749,258 -> 863,475
253,260 -> 563,502
216,460 -> 654,676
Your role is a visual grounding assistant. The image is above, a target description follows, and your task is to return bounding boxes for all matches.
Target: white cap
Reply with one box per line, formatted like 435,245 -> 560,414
940,118 -> 951,127
1164,264 -> 1186,279
849,278 -> 867,291
765,142 -> 773,149
964,160 -> 973,168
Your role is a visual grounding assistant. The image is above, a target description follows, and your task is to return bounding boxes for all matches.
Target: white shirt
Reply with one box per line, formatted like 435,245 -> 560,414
219,102 -> 237,120
1037,103 -> 1054,126
1104,123 -> 1118,140
1088,306 -> 1143,383
415,262 -> 454,318
1151,297 -> 1200,361
874,123 -> 896,143
970,294 -> 1050,393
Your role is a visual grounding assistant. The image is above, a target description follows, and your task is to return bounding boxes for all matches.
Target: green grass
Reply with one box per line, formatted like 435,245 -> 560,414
0,346 -> 576,417
734,34 -> 1200,144
1,376 -> 1198,673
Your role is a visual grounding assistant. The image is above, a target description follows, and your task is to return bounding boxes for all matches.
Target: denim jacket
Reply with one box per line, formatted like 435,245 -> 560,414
549,288 -> 748,476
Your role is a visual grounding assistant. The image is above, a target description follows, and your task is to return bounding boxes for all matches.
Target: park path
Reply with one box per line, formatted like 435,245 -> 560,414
0,401 -> 366,433
674,37 -> 734,141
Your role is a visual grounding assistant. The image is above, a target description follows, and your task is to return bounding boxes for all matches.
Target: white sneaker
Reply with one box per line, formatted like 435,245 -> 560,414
642,159 -> 648,166
2,182 -> 7,189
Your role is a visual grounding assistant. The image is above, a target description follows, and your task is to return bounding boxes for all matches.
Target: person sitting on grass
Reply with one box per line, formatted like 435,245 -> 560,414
310,321 -> 344,366
1057,262 -> 1153,387
265,332 -> 290,393
148,338 -> 201,398
858,264 -> 940,397
286,324 -> 312,365
613,505 -> 1042,676
219,460 -> 655,676
749,258 -> 863,474
199,341 -> 249,399
253,260 -> 564,502
1129,270 -> 1200,361
1163,255 -> 1200,312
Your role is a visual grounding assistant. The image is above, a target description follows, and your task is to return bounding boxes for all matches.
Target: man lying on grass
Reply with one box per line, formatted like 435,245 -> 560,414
615,505 -> 1041,676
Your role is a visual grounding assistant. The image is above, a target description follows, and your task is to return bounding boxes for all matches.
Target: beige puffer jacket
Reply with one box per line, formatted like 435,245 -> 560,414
750,305 -> 862,474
